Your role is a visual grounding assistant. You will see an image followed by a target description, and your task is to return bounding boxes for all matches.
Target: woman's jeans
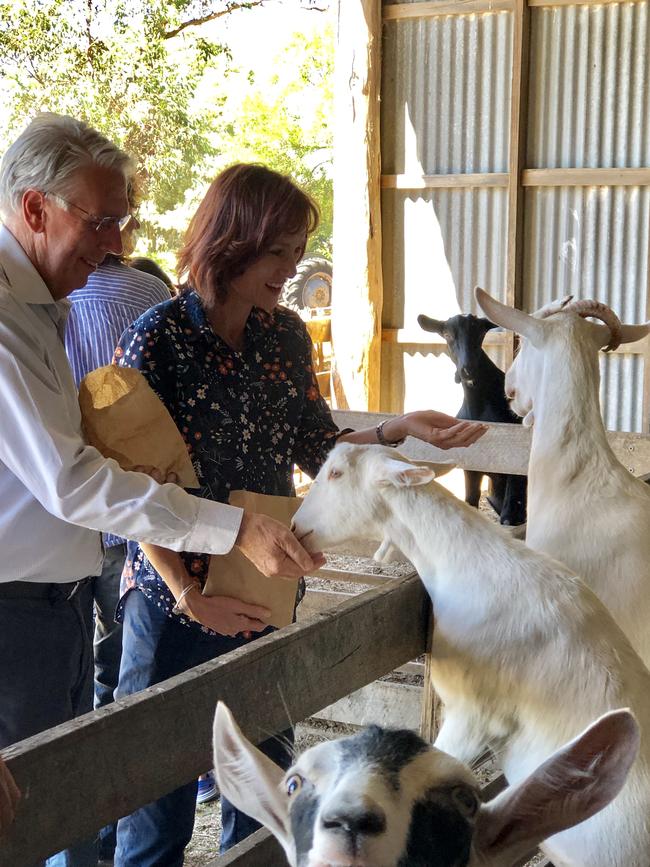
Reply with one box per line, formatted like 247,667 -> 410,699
113,589 -> 293,867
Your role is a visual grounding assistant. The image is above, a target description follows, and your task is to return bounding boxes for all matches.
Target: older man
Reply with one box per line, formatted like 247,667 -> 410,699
0,113 -> 322,864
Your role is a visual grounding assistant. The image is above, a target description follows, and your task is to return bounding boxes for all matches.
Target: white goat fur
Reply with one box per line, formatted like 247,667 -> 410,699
476,288 -> 650,666
214,703 -> 639,867
292,444 -> 650,867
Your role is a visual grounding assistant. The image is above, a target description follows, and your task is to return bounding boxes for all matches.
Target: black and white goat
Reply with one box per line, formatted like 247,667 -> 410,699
214,702 -> 638,867
291,443 -> 650,866
417,312 -> 526,526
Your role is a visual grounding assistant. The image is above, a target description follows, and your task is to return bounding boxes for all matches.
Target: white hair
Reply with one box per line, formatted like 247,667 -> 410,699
0,113 -> 133,218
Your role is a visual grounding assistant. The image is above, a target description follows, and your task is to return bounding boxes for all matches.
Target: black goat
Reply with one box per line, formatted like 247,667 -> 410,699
417,312 -> 527,526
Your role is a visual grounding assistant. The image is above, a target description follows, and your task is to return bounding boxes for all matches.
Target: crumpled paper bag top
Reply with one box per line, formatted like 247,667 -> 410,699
204,490 -> 303,628
79,364 -> 199,489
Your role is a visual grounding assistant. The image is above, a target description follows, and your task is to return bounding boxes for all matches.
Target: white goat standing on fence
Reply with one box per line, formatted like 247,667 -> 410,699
291,443 -> 650,867
214,702 -> 638,867
476,288 -> 650,665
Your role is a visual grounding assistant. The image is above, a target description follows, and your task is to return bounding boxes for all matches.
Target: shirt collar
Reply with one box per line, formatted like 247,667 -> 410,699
0,224 -> 71,330
184,288 -> 276,349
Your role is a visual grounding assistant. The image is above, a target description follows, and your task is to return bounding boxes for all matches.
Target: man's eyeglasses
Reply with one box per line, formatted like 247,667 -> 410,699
45,192 -> 132,233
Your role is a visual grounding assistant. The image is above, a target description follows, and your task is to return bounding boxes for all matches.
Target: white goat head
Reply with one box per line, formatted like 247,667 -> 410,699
213,703 -> 638,867
474,287 -> 650,428
291,444 -> 446,557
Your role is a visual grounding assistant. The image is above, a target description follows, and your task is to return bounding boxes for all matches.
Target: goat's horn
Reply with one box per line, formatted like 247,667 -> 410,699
564,300 -> 622,352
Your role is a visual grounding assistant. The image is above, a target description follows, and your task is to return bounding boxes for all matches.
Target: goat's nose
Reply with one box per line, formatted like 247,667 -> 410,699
321,806 -> 386,837
290,519 -> 296,532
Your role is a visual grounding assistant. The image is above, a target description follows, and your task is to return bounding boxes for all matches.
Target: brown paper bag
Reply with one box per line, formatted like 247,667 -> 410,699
204,491 -> 303,628
79,364 -> 199,489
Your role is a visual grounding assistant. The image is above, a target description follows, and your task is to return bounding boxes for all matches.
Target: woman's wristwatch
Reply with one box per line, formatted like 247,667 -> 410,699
376,419 -> 406,447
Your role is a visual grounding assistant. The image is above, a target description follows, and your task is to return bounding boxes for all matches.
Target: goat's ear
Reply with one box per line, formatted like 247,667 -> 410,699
479,317 -> 498,332
618,322 -> 650,343
473,709 -> 639,865
419,459 -> 456,478
213,703 -> 293,858
586,320 -> 650,350
475,287 -> 546,348
376,456 -> 438,488
417,313 -> 445,335
535,296 -> 573,317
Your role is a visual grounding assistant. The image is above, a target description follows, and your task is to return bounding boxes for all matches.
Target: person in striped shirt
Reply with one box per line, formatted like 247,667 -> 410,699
64,203 -> 171,862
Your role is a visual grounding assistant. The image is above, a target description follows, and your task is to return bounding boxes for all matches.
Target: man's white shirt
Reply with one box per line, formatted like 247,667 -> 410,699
0,225 -> 242,583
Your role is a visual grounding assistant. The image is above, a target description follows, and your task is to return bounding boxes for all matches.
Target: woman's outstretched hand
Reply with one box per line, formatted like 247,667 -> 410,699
381,411 -> 487,450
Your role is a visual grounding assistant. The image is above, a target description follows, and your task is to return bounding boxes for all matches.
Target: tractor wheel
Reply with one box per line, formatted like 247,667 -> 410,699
282,256 -> 332,311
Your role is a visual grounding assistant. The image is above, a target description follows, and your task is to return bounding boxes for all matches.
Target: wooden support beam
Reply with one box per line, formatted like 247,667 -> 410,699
380,167 -> 650,192
529,0 -> 643,6
384,0 -> 514,18
522,167 -> 650,187
506,0 -> 532,368
331,411 -> 650,477
0,575 -> 429,866
384,0 -> 645,17
331,0 -> 383,411
381,329 -> 510,346
381,172 -> 509,189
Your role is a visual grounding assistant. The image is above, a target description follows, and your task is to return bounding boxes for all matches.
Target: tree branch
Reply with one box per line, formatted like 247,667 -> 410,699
163,1 -> 266,39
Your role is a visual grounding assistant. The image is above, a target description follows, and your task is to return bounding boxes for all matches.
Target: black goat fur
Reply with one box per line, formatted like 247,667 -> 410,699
417,312 -> 527,526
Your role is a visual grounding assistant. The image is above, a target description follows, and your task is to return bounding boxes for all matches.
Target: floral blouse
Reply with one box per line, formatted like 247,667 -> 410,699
115,288 -> 343,632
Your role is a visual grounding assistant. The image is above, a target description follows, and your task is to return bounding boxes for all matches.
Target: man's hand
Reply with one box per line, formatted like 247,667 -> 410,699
385,411 -> 487,450
0,756 -> 20,835
235,511 -> 326,578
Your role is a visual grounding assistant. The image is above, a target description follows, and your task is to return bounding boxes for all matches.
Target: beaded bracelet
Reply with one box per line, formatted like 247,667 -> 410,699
171,581 -> 200,615
376,419 -> 406,447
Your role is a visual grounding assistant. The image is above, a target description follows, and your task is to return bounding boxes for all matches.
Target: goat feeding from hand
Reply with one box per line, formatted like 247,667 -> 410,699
417,312 -> 526,526
291,443 -> 650,867
214,702 -> 638,867
476,288 -> 650,667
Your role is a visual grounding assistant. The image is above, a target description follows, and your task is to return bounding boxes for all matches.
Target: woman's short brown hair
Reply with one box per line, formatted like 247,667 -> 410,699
177,163 -> 319,303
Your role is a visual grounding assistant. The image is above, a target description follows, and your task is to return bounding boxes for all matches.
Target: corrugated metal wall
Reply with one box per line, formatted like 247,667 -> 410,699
380,0 -> 650,430
528,3 -> 650,169
524,1 -> 650,431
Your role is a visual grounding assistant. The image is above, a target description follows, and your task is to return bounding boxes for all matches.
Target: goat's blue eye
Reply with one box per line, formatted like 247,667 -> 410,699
286,774 -> 303,796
